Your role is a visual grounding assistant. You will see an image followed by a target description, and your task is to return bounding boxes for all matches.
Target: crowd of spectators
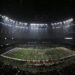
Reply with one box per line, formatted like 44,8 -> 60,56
0,61 -> 75,75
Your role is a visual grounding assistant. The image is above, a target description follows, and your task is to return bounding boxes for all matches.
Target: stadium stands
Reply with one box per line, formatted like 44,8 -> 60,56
0,14 -> 75,75
0,61 -> 75,75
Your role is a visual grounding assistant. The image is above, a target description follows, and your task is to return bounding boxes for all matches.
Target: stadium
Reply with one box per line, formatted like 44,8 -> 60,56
0,0 -> 75,75
0,14 -> 75,75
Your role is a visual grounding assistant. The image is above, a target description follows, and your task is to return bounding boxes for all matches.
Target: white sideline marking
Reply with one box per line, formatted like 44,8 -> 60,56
1,54 -> 26,61
1,54 -> 49,62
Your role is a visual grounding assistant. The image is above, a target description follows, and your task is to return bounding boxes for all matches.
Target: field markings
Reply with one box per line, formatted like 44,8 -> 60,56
1,47 -> 75,66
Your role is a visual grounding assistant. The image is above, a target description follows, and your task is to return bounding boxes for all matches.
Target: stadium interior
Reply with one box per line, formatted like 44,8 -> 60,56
0,0 -> 75,75
0,14 -> 75,75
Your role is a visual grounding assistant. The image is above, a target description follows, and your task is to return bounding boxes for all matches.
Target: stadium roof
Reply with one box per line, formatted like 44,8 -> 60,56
0,0 -> 74,23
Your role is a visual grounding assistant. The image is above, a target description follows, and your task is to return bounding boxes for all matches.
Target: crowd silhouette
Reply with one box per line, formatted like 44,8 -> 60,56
0,61 -> 75,75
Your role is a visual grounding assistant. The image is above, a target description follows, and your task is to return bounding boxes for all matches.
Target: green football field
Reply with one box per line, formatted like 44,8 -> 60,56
1,47 -> 75,61
1,47 -> 75,72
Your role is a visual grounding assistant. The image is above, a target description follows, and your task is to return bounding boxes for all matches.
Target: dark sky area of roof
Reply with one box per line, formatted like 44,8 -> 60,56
0,0 -> 74,23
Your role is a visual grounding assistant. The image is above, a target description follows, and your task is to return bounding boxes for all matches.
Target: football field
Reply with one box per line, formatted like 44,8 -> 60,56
1,47 -> 75,61
1,47 -> 75,72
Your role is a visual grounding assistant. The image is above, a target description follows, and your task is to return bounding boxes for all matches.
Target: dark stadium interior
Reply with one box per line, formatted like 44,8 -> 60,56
0,0 -> 75,75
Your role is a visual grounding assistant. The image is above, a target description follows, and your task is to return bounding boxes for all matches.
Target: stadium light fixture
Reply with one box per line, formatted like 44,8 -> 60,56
6,43 -> 9,46
30,23 -> 47,26
63,21 -> 66,24
64,24 -> 70,28
51,23 -> 55,26
24,23 -> 28,26
9,19 -> 15,23
30,23 -> 36,25
20,26 -> 25,29
11,37 -> 14,40
15,25 -> 20,28
51,22 -> 63,26
63,18 -> 73,24
4,37 -> 7,40
54,23 -> 57,25
44,24 -> 47,26
59,22 -> 62,24
19,22 -> 22,25
64,37 -> 73,40
56,22 -> 60,25
4,23 -> 12,27
40,24 -> 44,26
4,17 -> 9,21
55,27 -> 61,29
68,18 -> 73,22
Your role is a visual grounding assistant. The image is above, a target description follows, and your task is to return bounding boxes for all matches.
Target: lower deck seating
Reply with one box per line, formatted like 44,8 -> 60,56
0,61 -> 75,75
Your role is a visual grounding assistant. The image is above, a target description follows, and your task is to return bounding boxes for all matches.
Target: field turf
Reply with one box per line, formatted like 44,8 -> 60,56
1,47 -> 75,61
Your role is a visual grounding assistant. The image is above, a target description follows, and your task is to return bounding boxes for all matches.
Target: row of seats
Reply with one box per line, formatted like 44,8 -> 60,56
0,61 -> 75,75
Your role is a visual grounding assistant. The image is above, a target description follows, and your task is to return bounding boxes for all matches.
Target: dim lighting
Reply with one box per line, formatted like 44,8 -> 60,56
6,43 -> 9,46
0,45 -> 3,47
11,37 -> 14,40
4,37 -> 7,40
